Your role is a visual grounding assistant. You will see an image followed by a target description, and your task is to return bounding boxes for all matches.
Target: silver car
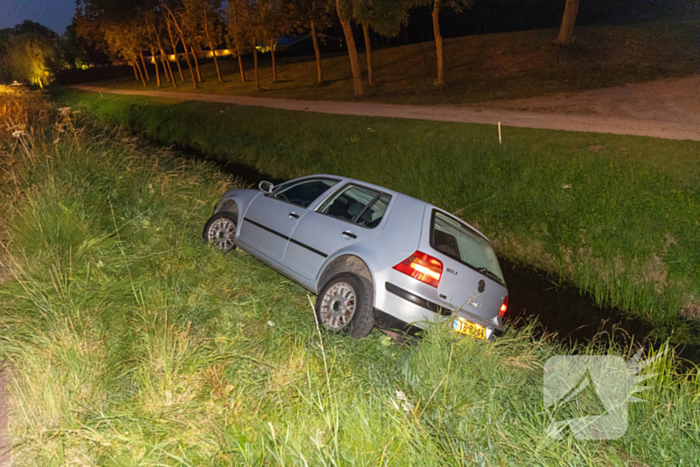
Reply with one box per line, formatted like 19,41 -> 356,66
203,175 -> 509,340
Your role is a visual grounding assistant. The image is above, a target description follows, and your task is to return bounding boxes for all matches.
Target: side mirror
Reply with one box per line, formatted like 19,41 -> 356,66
258,180 -> 274,194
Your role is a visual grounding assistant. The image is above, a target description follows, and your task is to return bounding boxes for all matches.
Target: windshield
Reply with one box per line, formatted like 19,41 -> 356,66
430,210 -> 505,284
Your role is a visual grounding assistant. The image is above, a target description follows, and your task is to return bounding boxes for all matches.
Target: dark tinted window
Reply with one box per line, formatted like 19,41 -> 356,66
318,185 -> 391,229
273,179 -> 338,208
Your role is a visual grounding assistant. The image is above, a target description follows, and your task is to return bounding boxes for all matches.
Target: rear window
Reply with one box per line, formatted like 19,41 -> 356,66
430,210 -> 505,284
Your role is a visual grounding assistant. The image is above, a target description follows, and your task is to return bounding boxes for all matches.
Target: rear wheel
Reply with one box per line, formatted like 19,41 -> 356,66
203,212 -> 238,252
315,273 -> 374,338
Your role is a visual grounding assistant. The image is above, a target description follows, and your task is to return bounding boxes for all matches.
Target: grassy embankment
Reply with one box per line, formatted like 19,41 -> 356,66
2,87 -> 700,466
54,89 -> 700,334
92,22 -> 700,105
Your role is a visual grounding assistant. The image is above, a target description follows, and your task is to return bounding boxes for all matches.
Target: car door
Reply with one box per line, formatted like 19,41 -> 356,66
237,177 -> 339,264
284,184 -> 393,281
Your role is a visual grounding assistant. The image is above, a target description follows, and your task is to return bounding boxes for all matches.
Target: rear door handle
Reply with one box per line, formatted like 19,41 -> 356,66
342,230 -> 357,239
289,212 -> 300,219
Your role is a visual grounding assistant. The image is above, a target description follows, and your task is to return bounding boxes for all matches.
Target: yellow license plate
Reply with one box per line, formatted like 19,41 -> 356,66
452,317 -> 486,339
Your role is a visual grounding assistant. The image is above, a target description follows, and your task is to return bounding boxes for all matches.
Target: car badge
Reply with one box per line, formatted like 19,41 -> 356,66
478,280 -> 485,293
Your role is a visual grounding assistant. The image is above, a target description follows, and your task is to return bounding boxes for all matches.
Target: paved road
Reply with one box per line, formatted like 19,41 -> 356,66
73,82 -> 700,141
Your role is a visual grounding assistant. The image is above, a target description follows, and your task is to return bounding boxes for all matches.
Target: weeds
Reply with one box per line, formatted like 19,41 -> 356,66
1,88 -> 699,465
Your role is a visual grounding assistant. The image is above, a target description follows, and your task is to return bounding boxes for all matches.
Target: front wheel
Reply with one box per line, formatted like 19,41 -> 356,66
315,273 -> 374,338
203,212 -> 238,252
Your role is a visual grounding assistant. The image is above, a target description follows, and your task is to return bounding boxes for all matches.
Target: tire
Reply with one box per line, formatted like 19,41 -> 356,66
315,273 -> 374,338
203,212 -> 238,252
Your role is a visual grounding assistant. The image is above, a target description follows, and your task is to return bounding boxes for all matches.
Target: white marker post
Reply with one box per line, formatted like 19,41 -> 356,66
498,121 -> 502,144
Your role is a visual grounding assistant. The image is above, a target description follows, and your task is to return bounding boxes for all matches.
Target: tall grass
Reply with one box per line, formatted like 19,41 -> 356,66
1,87 -> 699,465
52,89 -> 700,330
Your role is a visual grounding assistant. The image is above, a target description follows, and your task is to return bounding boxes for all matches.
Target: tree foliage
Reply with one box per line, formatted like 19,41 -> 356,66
353,0 -> 409,37
0,21 -> 63,87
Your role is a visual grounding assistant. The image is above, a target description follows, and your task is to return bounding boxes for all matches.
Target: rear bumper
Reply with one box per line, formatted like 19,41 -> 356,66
376,279 -> 503,340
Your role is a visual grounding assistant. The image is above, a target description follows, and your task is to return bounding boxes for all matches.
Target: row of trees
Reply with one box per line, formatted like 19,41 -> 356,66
75,0 -> 581,97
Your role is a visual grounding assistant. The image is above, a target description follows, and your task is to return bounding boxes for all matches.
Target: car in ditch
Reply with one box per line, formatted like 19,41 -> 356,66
203,175 -> 509,340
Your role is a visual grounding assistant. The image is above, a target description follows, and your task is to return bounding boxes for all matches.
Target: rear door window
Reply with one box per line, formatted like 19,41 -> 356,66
318,185 -> 391,228
271,178 -> 338,208
431,210 -> 505,283
357,194 -> 391,228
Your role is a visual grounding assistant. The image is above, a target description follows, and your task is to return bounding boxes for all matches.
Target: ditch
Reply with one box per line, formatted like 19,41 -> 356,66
178,144 -> 700,365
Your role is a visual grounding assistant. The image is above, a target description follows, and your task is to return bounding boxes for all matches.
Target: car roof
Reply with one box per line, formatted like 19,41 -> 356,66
293,174 -> 492,243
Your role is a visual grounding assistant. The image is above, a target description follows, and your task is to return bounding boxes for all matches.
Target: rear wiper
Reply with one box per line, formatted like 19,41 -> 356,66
476,267 -> 503,284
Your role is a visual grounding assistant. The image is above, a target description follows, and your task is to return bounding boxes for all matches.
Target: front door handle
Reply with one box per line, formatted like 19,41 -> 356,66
289,212 -> 300,219
342,230 -> 357,239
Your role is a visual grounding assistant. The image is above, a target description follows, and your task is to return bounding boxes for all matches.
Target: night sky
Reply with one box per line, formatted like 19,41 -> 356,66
1,0 -> 77,34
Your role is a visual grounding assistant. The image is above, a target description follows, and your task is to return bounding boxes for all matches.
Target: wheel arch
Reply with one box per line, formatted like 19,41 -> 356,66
316,254 -> 374,294
213,189 -> 261,233
215,199 -> 239,215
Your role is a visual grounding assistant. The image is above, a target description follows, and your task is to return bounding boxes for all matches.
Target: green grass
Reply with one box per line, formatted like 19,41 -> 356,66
91,22 -> 700,105
2,88 -> 700,465
52,88 -> 700,332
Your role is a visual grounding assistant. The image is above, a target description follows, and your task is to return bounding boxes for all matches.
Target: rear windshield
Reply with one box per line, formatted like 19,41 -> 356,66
430,210 -> 505,284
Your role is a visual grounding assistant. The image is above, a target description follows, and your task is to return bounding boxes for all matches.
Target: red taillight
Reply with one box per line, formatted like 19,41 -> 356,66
498,296 -> 509,317
393,251 -> 443,287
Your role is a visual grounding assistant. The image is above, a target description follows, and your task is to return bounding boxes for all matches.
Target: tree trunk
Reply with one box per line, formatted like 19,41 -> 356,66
556,0 -> 579,46
269,39 -> 277,83
191,46 -> 202,82
167,21 -> 184,81
236,44 -> 245,83
139,49 -> 150,81
132,62 -> 139,81
210,42 -> 223,82
162,54 -> 170,81
160,47 -> 177,87
179,36 -> 198,88
362,23 -> 373,85
310,20 -> 323,84
336,2 -> 363,97
134,57 -> 147,87
151,47 -> 161,87
203,8 -> 222,83
253,47 -> 260,90
432,0 -> 444,86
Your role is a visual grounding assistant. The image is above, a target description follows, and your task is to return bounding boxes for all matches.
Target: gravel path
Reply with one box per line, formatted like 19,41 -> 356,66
73,78 -> 700,141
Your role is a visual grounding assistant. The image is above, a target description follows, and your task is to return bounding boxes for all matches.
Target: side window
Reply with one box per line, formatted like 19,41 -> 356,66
272,179 -> 338,208
357,194 -> 391,228
318,185 -> 391,229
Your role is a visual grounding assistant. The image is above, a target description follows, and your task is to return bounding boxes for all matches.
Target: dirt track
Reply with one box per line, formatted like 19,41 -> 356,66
74,76 -> 700,141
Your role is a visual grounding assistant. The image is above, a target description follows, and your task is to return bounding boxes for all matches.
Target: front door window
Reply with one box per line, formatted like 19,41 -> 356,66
271,179 -> 338,208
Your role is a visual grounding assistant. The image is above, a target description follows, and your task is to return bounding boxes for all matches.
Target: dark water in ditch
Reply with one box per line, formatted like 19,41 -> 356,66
177,145 -> 700,365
